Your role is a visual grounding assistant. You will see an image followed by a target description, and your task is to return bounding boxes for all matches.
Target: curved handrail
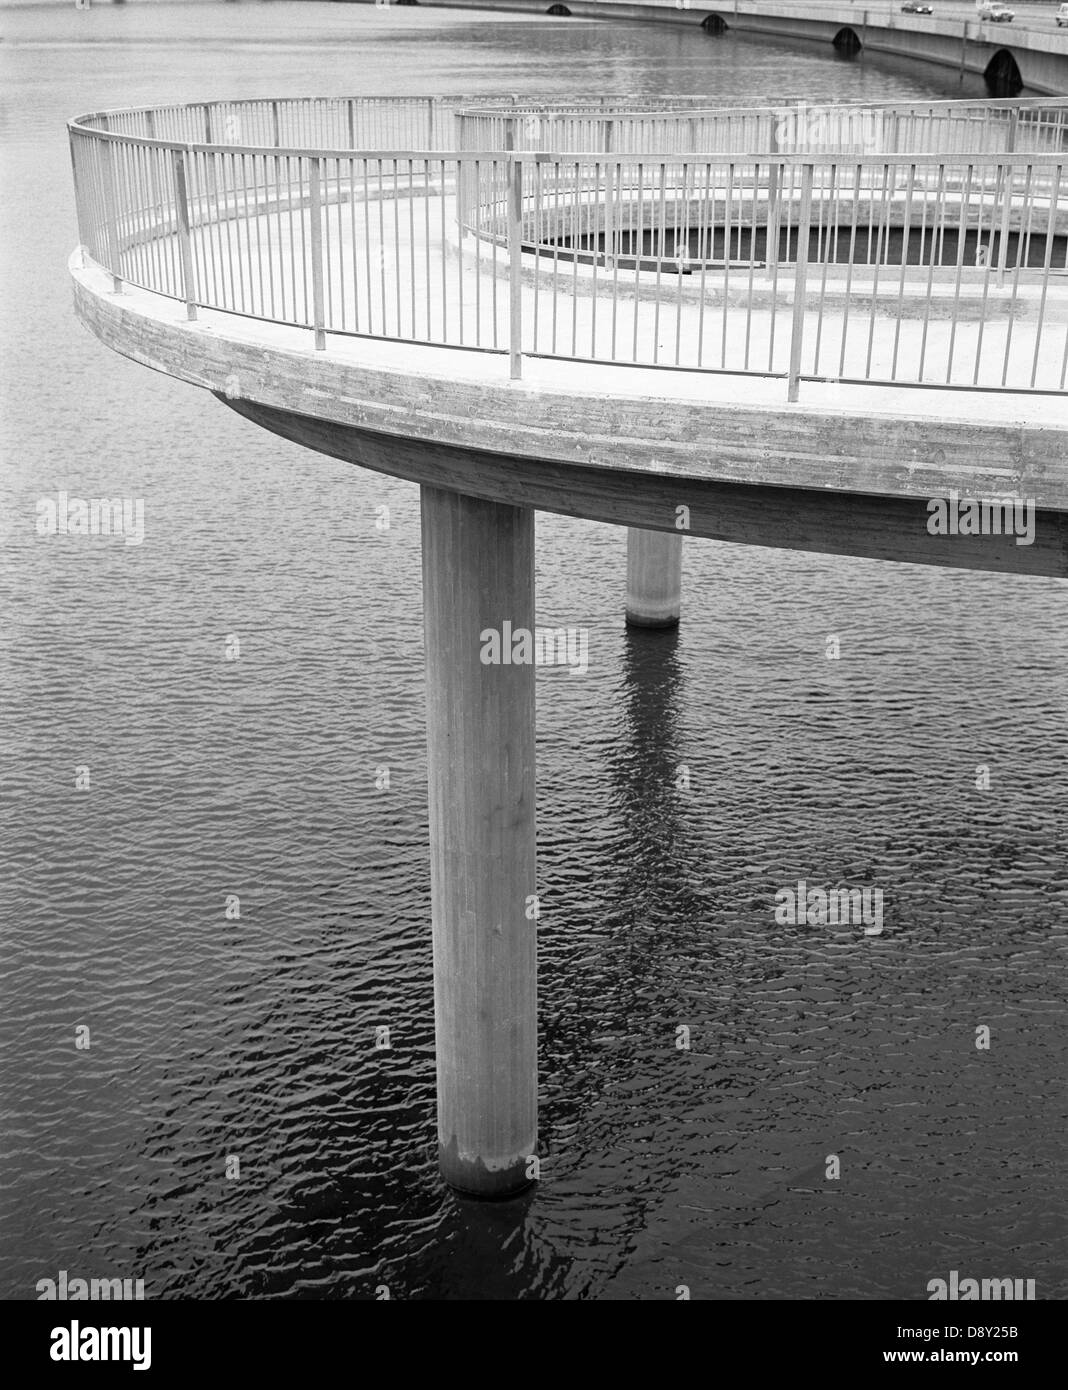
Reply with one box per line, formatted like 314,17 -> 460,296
68,93 -> 1068,154
68,96 -> 1068,398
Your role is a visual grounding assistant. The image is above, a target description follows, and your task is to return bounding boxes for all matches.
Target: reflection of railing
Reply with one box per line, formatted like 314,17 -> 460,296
69,97 -> 1068,400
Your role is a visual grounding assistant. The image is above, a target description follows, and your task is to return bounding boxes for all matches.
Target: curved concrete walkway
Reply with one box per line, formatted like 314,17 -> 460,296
71,245 -> 1068,576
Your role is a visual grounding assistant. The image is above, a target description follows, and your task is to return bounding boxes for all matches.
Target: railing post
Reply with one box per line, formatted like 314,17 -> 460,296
308,155 -> 326,350
99,120 -> 122,294
201,102 -> 217,204
171,148 -> 198,321
787,162 -> 813,403
455,112 -> 469,239
997,109 -> 1019,288
603,118 -> 615,264
457,153 -> 468,241
144,108 -> 162,223
271,99 -> 281,148
766,111 -> 782,276
68,135 -> 89,267
508,155 -> 523,380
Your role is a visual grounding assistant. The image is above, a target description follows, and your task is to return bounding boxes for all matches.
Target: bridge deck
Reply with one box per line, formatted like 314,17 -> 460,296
72,250 -> 1068,505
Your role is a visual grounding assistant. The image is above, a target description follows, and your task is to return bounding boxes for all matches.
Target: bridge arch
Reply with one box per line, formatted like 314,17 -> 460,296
832,27 -> 863,55
985,49 -> 1023,98
701,14 -> 728,33
546,3 -> 571,14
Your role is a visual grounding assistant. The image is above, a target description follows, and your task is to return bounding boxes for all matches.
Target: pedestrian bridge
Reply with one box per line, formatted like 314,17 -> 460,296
68,95 -> 1068,1195
69,95 -> 1068,574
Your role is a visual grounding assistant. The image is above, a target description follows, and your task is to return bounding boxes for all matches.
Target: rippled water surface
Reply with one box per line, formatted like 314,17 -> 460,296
1,1 -> 1065,1300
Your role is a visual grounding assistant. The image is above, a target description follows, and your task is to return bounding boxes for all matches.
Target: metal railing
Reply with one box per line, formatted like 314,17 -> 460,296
68,96 -> 1068,399
456,96 -> 1068,157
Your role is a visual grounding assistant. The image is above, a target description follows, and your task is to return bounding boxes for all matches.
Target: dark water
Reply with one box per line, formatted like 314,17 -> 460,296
570,224 -> 1068,270
1,3 -> 1065,1301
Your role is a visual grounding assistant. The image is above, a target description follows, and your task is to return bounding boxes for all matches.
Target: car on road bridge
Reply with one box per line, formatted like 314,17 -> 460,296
901,2 -> 933,13
1057,3 -> 1068,27
977,2 -> 1014,20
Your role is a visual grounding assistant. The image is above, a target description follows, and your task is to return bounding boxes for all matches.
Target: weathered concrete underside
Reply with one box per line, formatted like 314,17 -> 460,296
71,255 -> 1068,577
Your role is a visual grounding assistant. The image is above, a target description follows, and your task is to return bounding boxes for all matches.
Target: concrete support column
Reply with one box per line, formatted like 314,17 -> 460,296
420,485 -> 537,1198
625,527 -> 683,628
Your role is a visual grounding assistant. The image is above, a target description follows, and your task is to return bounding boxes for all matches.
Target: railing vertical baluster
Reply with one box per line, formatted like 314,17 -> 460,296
509,155 -> 523,380
308,155 -> 326,349
144,108 -> 162,227
98,122 -> 123,294
172,148 -> 198,321
767,108 -> 782,277
997,109 -> 1019,288
603,118 -> 615,264
787,162 -> 814,403
201,102 -> 218,210
68,135 -> 89,268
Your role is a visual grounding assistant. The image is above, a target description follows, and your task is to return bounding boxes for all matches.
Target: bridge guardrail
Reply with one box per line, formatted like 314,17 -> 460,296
69,96 -> 1068,398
